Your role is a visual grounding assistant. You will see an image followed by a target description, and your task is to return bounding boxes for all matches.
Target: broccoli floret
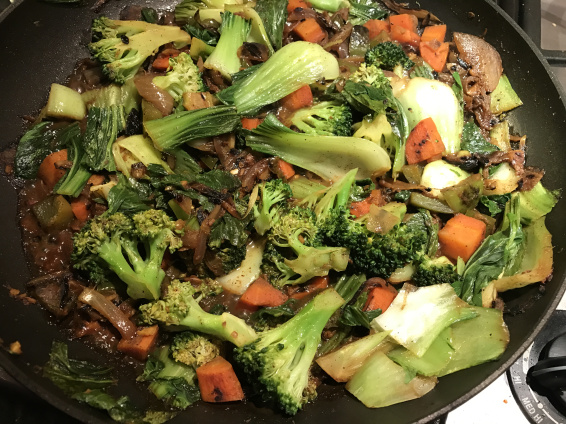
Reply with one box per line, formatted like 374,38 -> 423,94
253,179 -> 293,235
171,332 -> 220,368
153,52 -> 205,104
139,279 -> 257,346
319,209 -> 430,279
290,101 -> 353,137
211,244 -> 247,274
365,41 -> 414,71
138,344 -> 200,409
89,17 -> 191,83
144,105 -> 241,151
261,242 -> 298,287
203,12 -> 251,80
233,289 -> 345,415
268,207 -> 350,286
246,114 -> 391,182
413,256 -> 458,286
350,63 -> 391,88
72,210 -> 182,300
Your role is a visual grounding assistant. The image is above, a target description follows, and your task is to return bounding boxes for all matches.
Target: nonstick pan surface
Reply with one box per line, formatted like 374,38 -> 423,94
1,1 -> 565,423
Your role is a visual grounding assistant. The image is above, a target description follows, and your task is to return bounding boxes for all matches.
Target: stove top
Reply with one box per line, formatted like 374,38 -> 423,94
1,0 -> 566,424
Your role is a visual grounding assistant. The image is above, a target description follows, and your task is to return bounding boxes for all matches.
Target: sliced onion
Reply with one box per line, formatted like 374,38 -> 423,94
79,287 -> 136,339
134,74 -> 174,116
453,33 -> 503,93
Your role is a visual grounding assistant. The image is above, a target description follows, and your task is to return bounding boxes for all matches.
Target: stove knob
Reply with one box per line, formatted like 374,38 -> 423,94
527,357 -> 566,394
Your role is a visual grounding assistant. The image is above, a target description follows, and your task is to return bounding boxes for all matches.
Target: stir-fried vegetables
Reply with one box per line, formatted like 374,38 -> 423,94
9,0 -> 559,422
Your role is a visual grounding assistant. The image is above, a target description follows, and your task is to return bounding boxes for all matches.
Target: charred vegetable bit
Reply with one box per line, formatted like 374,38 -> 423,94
233,289 -> 345,415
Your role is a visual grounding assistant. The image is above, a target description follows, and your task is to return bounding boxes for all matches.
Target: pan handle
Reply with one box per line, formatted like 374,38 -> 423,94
496,0 -> 566,66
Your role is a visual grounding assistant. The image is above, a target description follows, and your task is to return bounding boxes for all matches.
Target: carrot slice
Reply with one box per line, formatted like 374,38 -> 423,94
389,14 -> 418,32
280,85 -> 313,111
363,287 -> 397,313
70,198 -> 90,222
239,277 -> 288,308
276,159 -> 296,180
287,0 -> 310,13
405,117 -> 446,164
38,149 -> 68,189
363,19 -> 390,40
117,325 -> 159,361
389,25 -> 421,49
152,51 -> 180,71
292,18 -> 326,44
349,189 -> 384,218
290,276 -> 329,300
419,40 -> 450,73
241,117 -> 262,130
196,357 -> 245,403
438,214 -> 487,262
421,24 -> 447,43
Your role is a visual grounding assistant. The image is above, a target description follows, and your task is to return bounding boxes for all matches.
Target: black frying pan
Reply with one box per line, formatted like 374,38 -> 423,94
1,0 -> 565,423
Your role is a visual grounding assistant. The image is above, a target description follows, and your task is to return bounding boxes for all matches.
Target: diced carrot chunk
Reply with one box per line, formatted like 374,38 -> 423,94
280,85 -> 313,111
292,18 -> 326,44
421,24 -> 447,43
241,117 -> 262,130
363,19 -> 390,40
349,189 -> 384,218
196,357 -> 245,403
363,287 -> 397,313
438,214 -> 487,262
38,149 -> 68,189
152,51 -> 180,71
287,0 -> 310,13
405,117 -> 446,164
277,159 -> 296,180
419,40 -> 450,73
117,325 -> 159,361
71,198 -> 90,222
389,14 -> 418,32
390,25 -> 421,49
290,276 -> 329,300
239,277 -> 288,308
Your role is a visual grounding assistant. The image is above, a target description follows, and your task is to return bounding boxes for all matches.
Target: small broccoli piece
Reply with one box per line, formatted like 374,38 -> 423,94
211,244 -> 247,274
261,242 -> 298,286
144,105 -> 241,151
138,344 -> 200,409
72,210 -> 182,300
203,12 -> 251,80
268,207 -> 350,286
89,17 -> 191,83
413,256 -> 458,287
350,63 -> 391,88
233,289 -> 345,415
171,332 -> 220,368
253,179 -> 293,235
365,41 -> 414,71
139,280 -> 257,346
290,101 -> 353,137
153,52 -> 205,104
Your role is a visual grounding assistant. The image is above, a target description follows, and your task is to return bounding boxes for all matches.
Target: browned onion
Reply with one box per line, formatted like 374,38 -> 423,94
453,32 -> 503,93
134,74 -> 174,116
79,287 -> 136,339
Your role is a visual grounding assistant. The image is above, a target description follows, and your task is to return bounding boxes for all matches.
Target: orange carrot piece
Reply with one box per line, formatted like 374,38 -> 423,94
196,357 -> 245,403
405,117 -> 446,164
389,14 -> 418,32
280,84 -> 313,111
438,214 -> 487,262
349,189 -> 383,218
292,18 -> 326,44
71,198 -> 90,222
287,0 -> 310,13
117,325 -> 159,361
38,149 -> 68,189
277,159 -> 296,180
390,25 -> 421,49
419,41 -> 450,73
421,24 -> 447,43
241,117 -> 262,130
152,52 -> 180,71
363,19 -> 390,40
290,276 -> 329,300
239,277 -> 288,308
363,287 -> 397,313
87,174 -> 105,186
